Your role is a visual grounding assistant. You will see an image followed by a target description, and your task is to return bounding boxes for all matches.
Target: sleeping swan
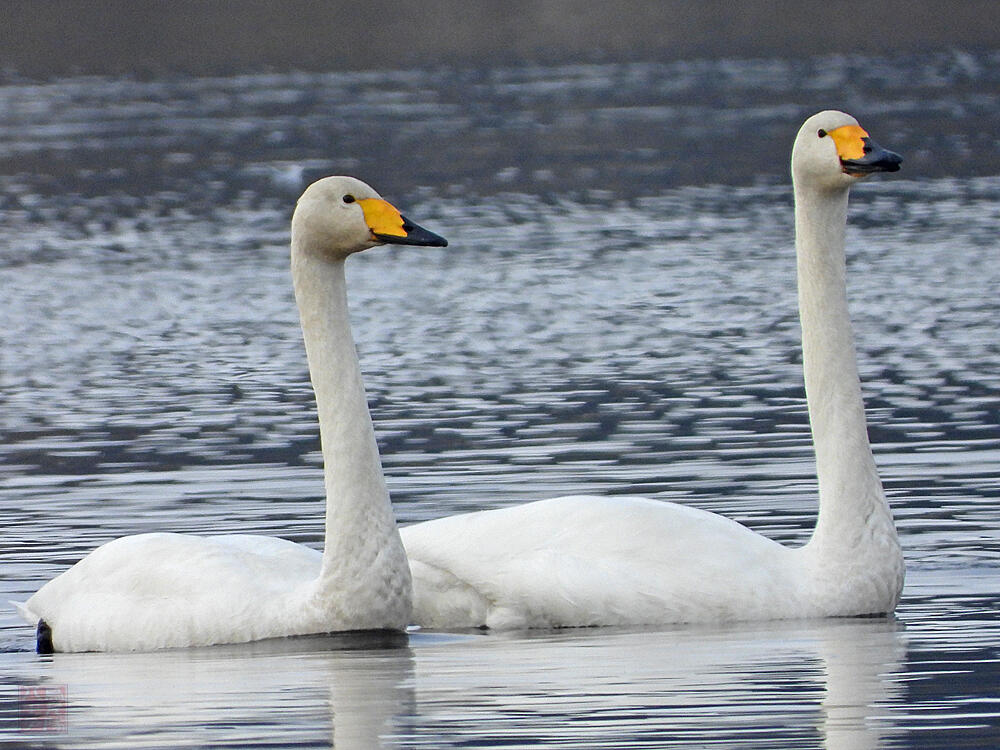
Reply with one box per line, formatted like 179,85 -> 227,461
16,176 -> 447,652
400,111 -> 905,629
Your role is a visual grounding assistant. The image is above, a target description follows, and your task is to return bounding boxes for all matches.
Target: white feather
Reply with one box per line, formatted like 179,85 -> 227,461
401,111 -> 906,629
19,176 -> 448,651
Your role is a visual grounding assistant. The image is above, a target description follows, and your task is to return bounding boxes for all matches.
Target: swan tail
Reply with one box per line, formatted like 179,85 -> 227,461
35,620 -> 55,654
10,600 -> 39,626
10,601 -> 55,653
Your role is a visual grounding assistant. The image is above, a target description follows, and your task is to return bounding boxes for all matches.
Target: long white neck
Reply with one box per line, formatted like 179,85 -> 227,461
794,183 -> 898,562
289,246 -> 405,590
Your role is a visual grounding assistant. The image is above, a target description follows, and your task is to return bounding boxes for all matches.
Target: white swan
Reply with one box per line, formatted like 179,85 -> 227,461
400,111 -> 905,629
16,176 -> 447,652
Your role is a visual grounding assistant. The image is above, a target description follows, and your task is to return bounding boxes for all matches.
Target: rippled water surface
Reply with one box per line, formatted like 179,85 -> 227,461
2,50 -> 999,748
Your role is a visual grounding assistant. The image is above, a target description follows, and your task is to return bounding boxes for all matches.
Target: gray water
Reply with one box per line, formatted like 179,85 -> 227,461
1,50 -> 999,748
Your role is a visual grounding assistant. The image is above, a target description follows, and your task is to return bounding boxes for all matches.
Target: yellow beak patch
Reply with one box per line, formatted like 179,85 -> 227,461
358,198 -> 407,239
827,124 -> 869,161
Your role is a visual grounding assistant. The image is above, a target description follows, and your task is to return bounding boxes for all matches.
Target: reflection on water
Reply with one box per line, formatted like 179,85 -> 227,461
5,620 -> 910,749
11,632 -> 414,749
5,589 -> 999,748
1,48 -> 999,748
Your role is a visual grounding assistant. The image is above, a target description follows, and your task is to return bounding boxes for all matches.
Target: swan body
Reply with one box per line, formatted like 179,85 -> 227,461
401,111 -> 905,630
17,176 -> 447,652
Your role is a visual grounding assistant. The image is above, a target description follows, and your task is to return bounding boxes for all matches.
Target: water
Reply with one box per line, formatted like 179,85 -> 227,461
1,49 -> 999,747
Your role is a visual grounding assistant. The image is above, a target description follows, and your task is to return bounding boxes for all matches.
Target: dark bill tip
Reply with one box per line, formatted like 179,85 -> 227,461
374,215 -> 448,247
841,138 -> 903,175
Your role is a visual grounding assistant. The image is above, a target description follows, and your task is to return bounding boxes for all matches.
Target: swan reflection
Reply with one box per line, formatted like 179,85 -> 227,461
11,605 -> 907,748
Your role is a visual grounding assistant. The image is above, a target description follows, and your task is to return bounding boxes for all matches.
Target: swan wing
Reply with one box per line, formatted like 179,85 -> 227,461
24,533 -> 323,651
402,495 -> 804,629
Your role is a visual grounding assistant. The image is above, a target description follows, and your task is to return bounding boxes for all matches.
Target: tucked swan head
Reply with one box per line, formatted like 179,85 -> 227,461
792,111 -> 902,191
291,175 -> 447,260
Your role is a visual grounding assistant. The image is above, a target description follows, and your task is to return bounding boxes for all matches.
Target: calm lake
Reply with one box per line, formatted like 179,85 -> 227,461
1,49 -> 999,748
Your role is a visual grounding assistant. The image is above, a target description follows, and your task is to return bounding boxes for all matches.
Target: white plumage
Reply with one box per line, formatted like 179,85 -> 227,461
401,111 -> 906,630
17,176 -> 447,652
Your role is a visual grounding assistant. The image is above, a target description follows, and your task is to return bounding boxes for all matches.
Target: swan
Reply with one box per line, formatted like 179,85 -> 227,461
15,176 -> 447,652
400,111 -> 905,629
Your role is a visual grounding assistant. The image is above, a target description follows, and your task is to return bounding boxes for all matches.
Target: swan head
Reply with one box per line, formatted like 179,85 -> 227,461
792,111 -> 902,190
291,176 -> 447,260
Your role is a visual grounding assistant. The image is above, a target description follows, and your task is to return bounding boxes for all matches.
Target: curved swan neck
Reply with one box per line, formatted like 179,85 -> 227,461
290,245 -> 400,582
794,182 -> 895,551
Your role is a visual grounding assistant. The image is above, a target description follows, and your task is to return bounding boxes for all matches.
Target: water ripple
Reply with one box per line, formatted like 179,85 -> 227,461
2,50 -> 998,749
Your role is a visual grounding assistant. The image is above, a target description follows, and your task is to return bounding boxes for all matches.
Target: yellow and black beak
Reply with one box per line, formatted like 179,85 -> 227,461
825,124 -> 902,176
358,198 -> 448,247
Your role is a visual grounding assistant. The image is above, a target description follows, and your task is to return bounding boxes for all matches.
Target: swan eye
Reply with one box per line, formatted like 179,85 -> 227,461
343,195 -> 356,204
817,129 -> 828,138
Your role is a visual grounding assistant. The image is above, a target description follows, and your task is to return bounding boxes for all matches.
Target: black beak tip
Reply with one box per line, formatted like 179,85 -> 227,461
373,214 -> 448,247
841,147 -> 903,175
